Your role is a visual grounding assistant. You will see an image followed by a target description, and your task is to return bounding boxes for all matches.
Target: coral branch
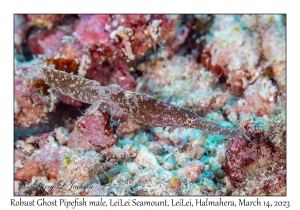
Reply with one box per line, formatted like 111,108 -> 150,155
39,67 -> 245,140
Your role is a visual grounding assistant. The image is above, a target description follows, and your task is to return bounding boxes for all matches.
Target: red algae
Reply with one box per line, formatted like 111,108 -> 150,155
45,57 -> 80,74
34,78 -> 51,96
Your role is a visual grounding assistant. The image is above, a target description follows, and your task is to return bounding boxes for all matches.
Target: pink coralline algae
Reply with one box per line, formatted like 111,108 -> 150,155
225,110 -> 286,195
73,15 -> 177,63
15,144 -> 67,182
14,60 -> 58,127
15,141 -> 138,195
29,29 -> 65,55
225,138 -> 286,195
14,14 -> 286,196
86,59 -> 136,90
15,14 -> 177,115
225,139 -> 258,183
68,104 -> 118,152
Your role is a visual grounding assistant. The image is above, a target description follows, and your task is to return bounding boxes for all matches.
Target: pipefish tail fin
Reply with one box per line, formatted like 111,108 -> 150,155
126,92 -> 245,140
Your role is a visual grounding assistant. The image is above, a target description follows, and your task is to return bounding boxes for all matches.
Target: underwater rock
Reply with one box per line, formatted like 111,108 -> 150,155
258,15 -> 286,99
27,14 -> 66,30
14,14 -> 286,196
14,60 -> 58,128
201,15 -> 262,95
68,104 -> 118,151
227,77 -> 278,118
137,55 -> 228,116
225,113 -> 286,195
29,29 -> 65,55
74,15 -> 178,63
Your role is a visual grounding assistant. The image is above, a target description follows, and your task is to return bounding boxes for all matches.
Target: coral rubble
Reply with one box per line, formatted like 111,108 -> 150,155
14,14 -> 286,196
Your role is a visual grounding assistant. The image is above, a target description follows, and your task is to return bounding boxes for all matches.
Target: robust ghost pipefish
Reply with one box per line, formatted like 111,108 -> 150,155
38,67 -> 246,140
